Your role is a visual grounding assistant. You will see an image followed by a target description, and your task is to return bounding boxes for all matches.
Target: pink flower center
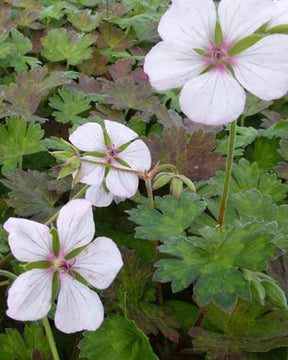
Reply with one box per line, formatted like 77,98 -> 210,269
59,258 -> 77,274
106,144 -> 119,160
48,256 -> 77,275
202,40 -> 235,69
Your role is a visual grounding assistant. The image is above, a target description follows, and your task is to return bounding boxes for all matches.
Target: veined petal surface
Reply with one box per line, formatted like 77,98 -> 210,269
180,68 -> 246,125
69,123 -> 106,152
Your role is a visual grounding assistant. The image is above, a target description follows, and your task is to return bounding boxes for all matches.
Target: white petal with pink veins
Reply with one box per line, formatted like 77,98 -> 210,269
57,199 -> 94,256
4,218 -> 52,262
85,184 -> 114,207
106,169 -> 139,198
6,269 -> 53,321
158,0 -> 216,49
144,42 -> 205,91
180,68 -> 246,126
79,155 -> 106,186
219,0 -> 277,45
233,35 -> 288,101
55,274 -> 104,333
120,139 -> 151,171
69,123 -> 106,152
104,120 -> 138,148
75,236 -> 123,289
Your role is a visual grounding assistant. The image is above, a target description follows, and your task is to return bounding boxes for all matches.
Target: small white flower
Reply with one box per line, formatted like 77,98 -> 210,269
69,120 -> 151,198
144,0 -> 288,125
4,199 -> 123,334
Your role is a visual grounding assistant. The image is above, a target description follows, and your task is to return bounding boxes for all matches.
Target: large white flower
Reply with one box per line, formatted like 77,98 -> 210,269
144,0 -> 288,125
69,120 -> 151,198
4,199 -> 123,334
85,182 -> 125,207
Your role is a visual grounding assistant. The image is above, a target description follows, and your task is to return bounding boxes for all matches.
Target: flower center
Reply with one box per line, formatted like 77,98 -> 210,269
106,144 -> 118,160
53,258 -> 76,274
202,40 -> 234,69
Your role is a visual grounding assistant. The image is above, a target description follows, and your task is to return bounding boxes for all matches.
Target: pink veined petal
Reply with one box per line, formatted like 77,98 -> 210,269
79,156 -> 106,186
219,0 -> 277,45
6,269 -> 53,321
106,169 -> 139,198
85,184 -> 114,207
233,34 -> 288,101
75,236 -> 123,289
158,0 -> 216,49
104,120 -> 138,148
57,199 -> 94,256
180,68 -> 246,126
120,139 -> 151,172
144,42 -> 205,91
3,218 -> 52,262
55,274 -> 104,334
267,1 -> 288,30
69,123 -> 106,152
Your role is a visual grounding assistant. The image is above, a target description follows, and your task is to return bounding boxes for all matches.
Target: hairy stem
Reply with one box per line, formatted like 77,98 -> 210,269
42,317 -> 60,360
145,178 -> 163,306
217,121 -> 237,227
0,269 -> 17,280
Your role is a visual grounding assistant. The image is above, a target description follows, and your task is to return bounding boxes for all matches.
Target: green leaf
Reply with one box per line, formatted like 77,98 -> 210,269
1,170 -> 69,221
247,137 -> 283,170
78,315 -> 158,360
261,119 -> 288,139
127,193 -> 206,242
216,125 -> 258,156
200,159 -> 287,203
41,29 -> 96,66
0,323 -> 51,360
228,34 -> 263,56
48,87 -> 91,124
243,93 -> 273,117
0,117 -> 46,174
155,221 -> 277,311
68,9 -> 102,32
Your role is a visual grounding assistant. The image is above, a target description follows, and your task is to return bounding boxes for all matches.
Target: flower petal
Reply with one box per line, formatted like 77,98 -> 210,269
85,184 -> 114,207
180,68 -> 246,126
233,35 -> 288,101
3,218 -> 52,262
158,0 -> 216,49
6,269 -> 53,321
144,42 -> 205,91
69,123 -> 106,152
104,120 -> 138,148
106,170 -> 139,198
219,0 -> 277,44
75,237 -> 123,289
267,1 -> 288,30
57,199 -> 94,256
79,156 -> 105,186
55,274 -> 104,333
119,139 -> 151,171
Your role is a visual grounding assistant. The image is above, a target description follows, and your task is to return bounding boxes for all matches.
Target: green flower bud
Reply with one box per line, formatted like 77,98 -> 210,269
171,177 -> 183,199
153,172 -> 173,190
261,280 -> 287,309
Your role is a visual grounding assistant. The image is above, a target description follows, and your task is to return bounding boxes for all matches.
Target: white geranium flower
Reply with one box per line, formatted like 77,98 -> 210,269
69,120 -> 151,198
144,0 -> 288,125
4,199 -> 123,334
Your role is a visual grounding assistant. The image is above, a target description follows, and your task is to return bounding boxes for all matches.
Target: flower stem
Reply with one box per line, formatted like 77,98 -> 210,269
45,184 -> 90,226
145,178 -> 163,306
42,317 -> 60,360
217,121 -> 237,227
0,269 -> 17,280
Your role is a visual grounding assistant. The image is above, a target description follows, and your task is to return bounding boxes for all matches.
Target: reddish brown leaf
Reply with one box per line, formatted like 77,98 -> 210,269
78,47 -> 110,76
145,127 -> 225,181
97,23 -> 134,51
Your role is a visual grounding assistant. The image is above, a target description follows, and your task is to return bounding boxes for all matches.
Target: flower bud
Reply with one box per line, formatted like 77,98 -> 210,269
261,280 -> 287,309
171,177 -> 183,199
153,172 -> 173,190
